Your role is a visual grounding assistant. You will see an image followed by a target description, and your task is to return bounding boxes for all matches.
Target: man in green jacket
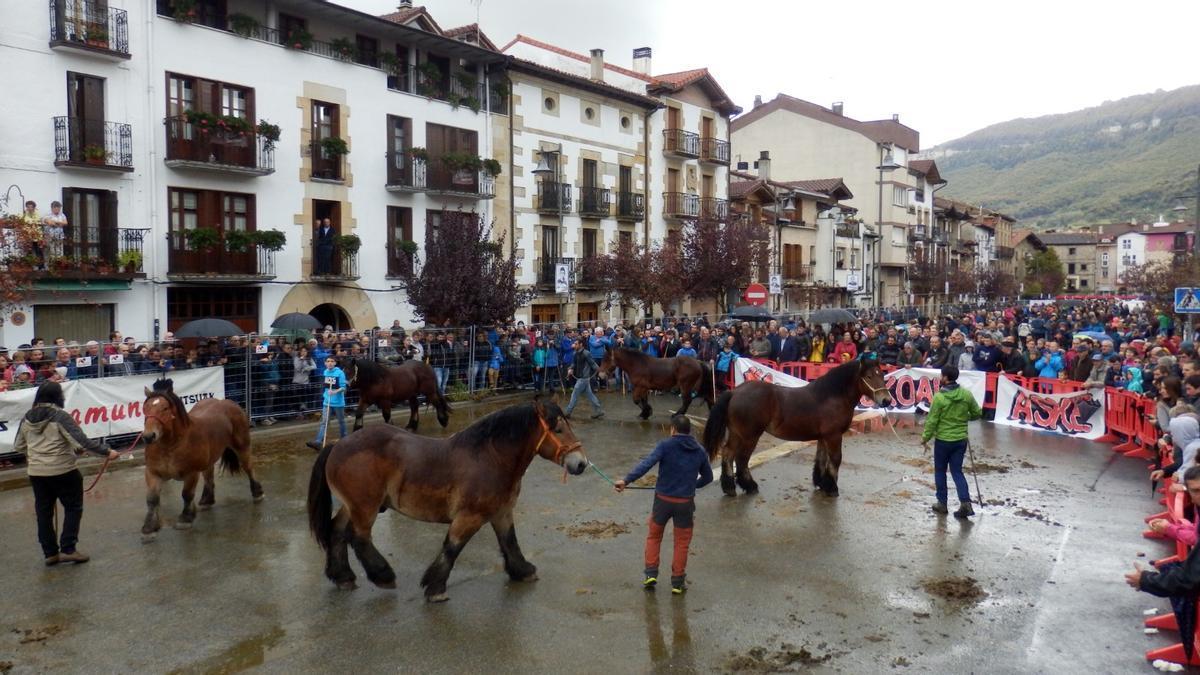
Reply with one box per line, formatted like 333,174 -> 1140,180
921,365 -> 982,518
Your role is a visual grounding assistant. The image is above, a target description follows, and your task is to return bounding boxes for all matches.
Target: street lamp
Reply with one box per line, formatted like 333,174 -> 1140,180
873,145 -> 902,308
533,145 -> 566,317
1170,163 -> 1200,256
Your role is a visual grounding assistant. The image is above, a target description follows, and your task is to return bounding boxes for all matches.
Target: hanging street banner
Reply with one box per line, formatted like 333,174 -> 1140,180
733,359 -> 986,414
0,367 -> 226,454
992,376 -> 1107,440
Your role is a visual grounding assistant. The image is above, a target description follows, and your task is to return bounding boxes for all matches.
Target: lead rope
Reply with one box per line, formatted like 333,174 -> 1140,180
84,431 -> 143,493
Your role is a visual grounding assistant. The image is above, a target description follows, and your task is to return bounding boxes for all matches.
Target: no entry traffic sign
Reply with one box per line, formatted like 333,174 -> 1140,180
744,283 -> 768,306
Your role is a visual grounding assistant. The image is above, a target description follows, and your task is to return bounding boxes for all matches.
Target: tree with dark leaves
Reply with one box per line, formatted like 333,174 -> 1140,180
681,217 -> 769,313
399,210 -> 534,326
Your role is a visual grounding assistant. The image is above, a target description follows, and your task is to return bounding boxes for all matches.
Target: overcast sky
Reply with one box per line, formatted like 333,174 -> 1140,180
350,0 -> 1200,147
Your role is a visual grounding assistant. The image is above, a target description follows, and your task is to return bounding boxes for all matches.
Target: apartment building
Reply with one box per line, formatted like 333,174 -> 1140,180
1010,229 -> 1047,291
1,0 -> 507,344
1039,232 -> 1098,292
502,36 -> 740,320
499,54 -> 660,325
730,95 -> 935,307
728,152 -> 855,311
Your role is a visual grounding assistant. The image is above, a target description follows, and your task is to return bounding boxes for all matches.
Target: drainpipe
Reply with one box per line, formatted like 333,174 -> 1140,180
144,4 -> 160,340
506,74 -> 515,260
643,107 -> 655,249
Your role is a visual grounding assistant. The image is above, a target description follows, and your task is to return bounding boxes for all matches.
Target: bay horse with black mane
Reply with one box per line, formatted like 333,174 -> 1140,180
339,358 -> 450,432
598,347 -> 715,419
702,358 -> 892,497
308,398 -> 587,601
141,379 -> 261,540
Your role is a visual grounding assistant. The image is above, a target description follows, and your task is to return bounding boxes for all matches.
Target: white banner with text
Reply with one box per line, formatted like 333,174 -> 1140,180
992,376 -> 1107,440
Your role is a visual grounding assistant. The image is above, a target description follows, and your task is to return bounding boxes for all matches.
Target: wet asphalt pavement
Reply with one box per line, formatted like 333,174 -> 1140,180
0,389 -> 1167,673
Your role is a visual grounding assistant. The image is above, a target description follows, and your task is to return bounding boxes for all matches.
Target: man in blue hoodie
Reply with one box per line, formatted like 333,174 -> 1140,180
615,415 -> 713,594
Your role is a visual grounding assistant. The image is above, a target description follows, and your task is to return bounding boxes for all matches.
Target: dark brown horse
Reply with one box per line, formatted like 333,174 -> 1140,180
598,347 -> 715,419
702,358 -> 891,497
340,358 -> 450,432
141,379 -> 261,540
307,399 -> 587,601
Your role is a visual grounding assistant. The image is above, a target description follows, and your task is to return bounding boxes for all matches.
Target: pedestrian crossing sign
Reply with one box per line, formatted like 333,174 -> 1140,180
1176,287 -> 1200,313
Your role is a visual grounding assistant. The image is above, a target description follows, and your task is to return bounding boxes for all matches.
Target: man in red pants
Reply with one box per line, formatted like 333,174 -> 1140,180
615,414 -> 713,594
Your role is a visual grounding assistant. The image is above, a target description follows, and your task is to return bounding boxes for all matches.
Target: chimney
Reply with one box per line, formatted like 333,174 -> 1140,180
589,49 -> 604,82
632,47 -> 652,75
397,0 -> 412,8
892,113 -> 900,122
832,101 -> 843,116
753,94 -> 762,108
758,151 -> 771,181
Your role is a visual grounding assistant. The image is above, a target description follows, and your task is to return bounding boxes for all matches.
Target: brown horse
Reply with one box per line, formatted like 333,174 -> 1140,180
307,399 -> 587,601
702,358 -> 892,497
598,347 -> 715,419
141,379 -> 261,540
340,358 -> 450,432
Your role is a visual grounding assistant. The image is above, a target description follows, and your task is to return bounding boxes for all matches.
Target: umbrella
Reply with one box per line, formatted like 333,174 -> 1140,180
1075,330 -> 1109,343
727,305 -> 774,322
272,312 -> 323,331
808,308 -> 858,324
175,318 -> 245,339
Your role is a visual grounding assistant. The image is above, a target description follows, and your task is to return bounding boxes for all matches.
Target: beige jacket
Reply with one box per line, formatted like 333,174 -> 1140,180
13,403 -> 110,477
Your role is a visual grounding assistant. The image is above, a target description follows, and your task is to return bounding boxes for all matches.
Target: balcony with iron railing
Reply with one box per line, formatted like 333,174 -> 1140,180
908,225 -> 929,243
0,225 -> 148,281
386,243 -> 416,278
782,261 -> 815,282
536,182 -> 572,214
700,137 -> 730,165
931,229 -> 949,245
312,239 -> 359,281
835,223 -> 859,239
164,116 -> 274,175
663,192 -> 700,220
615,192 -> 645,221
50,0 -> 130,59
700,197 -> 729,222
167,231 -> 275,280
53,117 -> 133,172
309,139 -> 344,181
578,187 -> 611,218
426,162 -> 495,199
385,151 -> 427,192
538,256 -> 575,288
663,129 -> 700,158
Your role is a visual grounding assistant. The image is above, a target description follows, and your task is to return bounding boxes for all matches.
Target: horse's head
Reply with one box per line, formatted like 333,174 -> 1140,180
142,382 -> 184,444
857,358 -> 893,408
340,358 -> 359,387
532,397 -> 587,475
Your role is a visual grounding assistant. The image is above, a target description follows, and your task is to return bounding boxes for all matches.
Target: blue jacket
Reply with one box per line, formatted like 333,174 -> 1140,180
588,334 -> 610,360
1034,351 -> 1064,379
558,337 -> 574,365
624,434 -> 714,498
676,346 -> 697,358
716,349 -> 737,372
321,367 -> 347,407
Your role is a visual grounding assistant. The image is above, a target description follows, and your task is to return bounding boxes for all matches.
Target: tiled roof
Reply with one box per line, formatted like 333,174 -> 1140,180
508,58 -> 661,108
652,68 -> 707,88
378,5 -> 443,33
500,35 -> 652,82
908,159 -> 945,184
1039,232 -> 1099,246
727,173 -> 852,203
728,180 -> 763,200
732,94 -> 919,152
443,23 -> 498,51
782,178 -> 852,199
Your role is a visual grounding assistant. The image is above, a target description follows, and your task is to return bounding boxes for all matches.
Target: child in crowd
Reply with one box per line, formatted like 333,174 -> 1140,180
306,356 -> 347,451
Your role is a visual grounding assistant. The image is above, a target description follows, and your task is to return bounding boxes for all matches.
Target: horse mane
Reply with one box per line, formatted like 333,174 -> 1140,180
615,347 -> 652,364
806,359 -> 863,398
148,378 -> 189,423
349,358 -> 388,386
454,402 -> 564,456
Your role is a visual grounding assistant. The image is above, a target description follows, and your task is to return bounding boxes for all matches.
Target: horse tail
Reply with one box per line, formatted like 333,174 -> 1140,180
433,387 -> 452,428
219,447 -> 243,475
698,360 -> 715,404
307,444 -> 335,552
704,390 -> 734,461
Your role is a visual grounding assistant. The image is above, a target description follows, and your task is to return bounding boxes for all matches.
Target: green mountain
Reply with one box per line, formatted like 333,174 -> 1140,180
929,85 -> 1200,228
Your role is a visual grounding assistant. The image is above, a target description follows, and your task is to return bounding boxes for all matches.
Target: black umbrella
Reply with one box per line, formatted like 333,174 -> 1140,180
728,305 -> 774,322
271,312 -> 323,331
809,308 -> 858,324
175,318 -> 245,339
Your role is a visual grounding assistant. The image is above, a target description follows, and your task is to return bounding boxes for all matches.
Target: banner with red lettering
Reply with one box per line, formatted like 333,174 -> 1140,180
872,368 -> 987,414
0,367 -> 226,454
734,358 -> 809,388
992,375 -> 1106,440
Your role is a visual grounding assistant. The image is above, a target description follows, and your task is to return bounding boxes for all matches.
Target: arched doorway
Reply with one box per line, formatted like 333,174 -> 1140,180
310,303 -> 352,331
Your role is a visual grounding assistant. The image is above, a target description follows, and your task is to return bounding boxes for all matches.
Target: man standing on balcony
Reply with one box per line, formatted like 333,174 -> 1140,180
314,218 -> 335,276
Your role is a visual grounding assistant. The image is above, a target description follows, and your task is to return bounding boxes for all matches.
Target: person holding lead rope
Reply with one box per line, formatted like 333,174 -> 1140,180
921,364 -> 982,519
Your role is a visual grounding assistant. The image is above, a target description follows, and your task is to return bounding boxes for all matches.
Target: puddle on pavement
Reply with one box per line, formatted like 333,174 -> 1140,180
166,625 -> 285,675
920,576 -> 988,606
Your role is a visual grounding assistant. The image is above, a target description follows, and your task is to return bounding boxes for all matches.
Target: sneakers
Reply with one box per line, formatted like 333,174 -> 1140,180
58,551 -> 89,564
591,412 -> 605,419
260,417 -> 276,426
671,576 -> 686,595
931,502 -> 949,515
44,554 -> 60,567
954,503 -> 975,519
643,572 -> 658,590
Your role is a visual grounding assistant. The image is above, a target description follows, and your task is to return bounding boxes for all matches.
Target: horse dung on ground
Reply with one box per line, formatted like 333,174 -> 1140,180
141,379 -> 261,541
702,358 -> 892,497
340,358 -> 450,432
598,346 -> 715,419
307,398 -> 588,601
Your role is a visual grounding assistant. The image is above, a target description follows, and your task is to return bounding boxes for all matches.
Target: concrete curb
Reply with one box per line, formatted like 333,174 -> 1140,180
0,390 -> 531,492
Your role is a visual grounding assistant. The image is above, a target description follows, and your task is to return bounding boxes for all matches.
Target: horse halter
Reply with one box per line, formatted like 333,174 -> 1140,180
534,413 -> 582,466
860,376 -> 890,400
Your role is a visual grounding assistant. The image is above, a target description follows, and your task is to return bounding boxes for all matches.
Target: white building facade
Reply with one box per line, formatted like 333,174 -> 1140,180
1,0 -> 506,345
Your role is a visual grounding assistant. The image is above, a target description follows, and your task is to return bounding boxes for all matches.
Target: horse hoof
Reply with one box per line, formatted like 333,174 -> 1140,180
426,593 -> 449,603
374,580 -> 397,590
141,533 -> 157,544
174,521 -> 193,530
336,580 -> 357,591
198,503 -> 213,511
252,494 -> 265,503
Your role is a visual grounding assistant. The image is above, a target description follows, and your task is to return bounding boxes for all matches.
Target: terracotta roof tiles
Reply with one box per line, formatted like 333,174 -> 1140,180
732,94 -> 919,152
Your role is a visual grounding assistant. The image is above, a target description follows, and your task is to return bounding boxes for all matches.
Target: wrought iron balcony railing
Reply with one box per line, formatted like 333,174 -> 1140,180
700,197 -> 729,222
536,182 -> 572,213
700,137 -> 730,164
615,192 -> 644,221
167,231 -> 275,278
663,192 -> 699,219
50,0 -> 130,58
164,116 -> 274,175
426,163 -> 495,198
53,116 -> 133,171
538,256 -> 575,287
312,239 -> 359,280
578,187 -> 611,218
663,129 -> 700,158
385,151 -> 427,191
